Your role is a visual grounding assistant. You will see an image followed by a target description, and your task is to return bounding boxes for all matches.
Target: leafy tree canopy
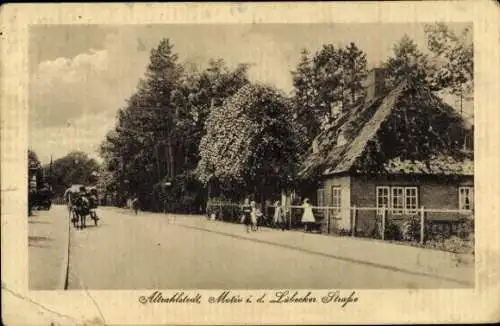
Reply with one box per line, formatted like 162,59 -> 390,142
425,23 -> 473,97
197,83 -> 308,200
44,151 -> 100,196
291,42 -> 368,144
384,34 -> 436,89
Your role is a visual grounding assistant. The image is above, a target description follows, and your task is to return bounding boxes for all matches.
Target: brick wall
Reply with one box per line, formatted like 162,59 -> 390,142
350,174 -> 474,233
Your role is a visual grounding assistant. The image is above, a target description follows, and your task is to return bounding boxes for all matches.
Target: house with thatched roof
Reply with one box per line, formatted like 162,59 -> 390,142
298,68 -> 474,233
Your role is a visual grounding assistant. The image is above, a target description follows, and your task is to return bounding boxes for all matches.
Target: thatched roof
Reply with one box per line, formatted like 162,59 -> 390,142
299,80 -> 474,179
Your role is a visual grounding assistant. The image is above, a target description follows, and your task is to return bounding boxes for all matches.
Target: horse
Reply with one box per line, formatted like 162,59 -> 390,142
71,195 -> 91,229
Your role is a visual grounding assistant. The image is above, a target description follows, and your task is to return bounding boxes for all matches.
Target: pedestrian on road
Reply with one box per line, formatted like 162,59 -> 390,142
272,200 -> 280,228
250,201 -> 259,232
241,198 -> 252,233
132,197 -> 139,215
274,201 -> 286,231
301,198 -> 315,232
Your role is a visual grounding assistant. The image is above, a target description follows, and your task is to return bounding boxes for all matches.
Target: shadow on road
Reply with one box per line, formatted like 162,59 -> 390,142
28,235 -> 53,247
28,220 -> 51,224
29,243 -> 51,248
71,223 -> 106,230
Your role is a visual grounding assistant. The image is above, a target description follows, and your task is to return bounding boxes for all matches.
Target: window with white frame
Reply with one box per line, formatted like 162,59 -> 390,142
331,186 -> 342,213
405,187 -> 418,214
459,187 -> 474,211
317,188 -> 324,207
376,187 -> 390,215
377,186 -> 419,214
391,187 -> 405,214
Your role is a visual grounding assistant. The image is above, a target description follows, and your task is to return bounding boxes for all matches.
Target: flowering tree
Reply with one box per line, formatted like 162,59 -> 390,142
197,84 -> 308,201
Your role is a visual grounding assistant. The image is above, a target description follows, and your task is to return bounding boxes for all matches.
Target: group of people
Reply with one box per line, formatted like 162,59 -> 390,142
240,199 -> 265,232
239,197 -> 316,233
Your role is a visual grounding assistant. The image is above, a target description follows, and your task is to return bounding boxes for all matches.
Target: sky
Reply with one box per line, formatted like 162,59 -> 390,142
28,23 -> 473,165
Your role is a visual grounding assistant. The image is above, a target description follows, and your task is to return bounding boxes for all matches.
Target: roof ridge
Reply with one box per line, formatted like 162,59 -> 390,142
325,82 -> 407,175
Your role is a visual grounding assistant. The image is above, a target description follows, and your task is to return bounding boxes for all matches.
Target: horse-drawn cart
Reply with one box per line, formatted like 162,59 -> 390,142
64,185 -> 99,229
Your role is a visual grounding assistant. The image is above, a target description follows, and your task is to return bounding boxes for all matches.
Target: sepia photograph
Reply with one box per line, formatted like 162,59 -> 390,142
28,22 -> 475,290
2,2 -> 499,325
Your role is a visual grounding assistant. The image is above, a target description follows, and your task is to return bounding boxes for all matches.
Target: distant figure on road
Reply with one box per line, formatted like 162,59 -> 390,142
301,198 -> 315,232
132,197 -> 139,215
88,188 -> 99,221
274,201 -> 286,231
250,201 -> 259,232
241,198 -> 252,233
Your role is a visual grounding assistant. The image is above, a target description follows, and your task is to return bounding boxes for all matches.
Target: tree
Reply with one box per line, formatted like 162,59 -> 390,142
425,23 -> 473,115
291,43 -> 368,143
197,83 -> 308,203
98,38 -> 185,209
171,59 -> 250,173
99,39 -> 251,211
312,44 -> 345,117
385,34 -> 436,89
291,49 -> 319,142
342,42 -> 368,106
45,151 -> 100,197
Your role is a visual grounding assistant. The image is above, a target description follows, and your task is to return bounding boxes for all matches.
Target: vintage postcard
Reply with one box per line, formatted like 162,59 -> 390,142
1,1 -> 499,325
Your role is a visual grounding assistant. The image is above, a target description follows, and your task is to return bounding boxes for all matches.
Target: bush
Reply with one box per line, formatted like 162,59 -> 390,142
402,216 -> 421,242
424,236 -> 474,255
369,223 -> 382,239
384,222 -> 403,241
337,228 -> 351,237
425,221 -> 452,241
369,219 -> 403,241
455,218 -> 474,240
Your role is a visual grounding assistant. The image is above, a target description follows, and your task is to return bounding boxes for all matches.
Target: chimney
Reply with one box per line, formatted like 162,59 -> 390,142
364,68 -> 388,103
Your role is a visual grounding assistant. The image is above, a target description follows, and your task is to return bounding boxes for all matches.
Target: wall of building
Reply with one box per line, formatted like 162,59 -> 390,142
350,174 -> 474,233
319,175 -> 351,230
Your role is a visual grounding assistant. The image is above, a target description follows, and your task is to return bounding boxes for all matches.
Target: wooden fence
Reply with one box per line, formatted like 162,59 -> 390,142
284,205 -> 473,243
207,201 -> 473,243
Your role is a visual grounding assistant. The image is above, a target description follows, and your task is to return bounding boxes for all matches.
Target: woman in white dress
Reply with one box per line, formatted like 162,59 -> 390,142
250,201 -> 258,231
301,198 -> 315,232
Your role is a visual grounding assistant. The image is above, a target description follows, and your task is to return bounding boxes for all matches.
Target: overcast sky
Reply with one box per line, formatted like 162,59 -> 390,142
29,23 -> 473,164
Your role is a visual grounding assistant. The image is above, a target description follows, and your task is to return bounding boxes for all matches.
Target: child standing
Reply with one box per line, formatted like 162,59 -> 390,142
301,198 -> 315,232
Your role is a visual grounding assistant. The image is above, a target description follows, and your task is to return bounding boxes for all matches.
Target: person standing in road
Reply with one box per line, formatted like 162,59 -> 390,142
274,201 -> 286,231
132,197 -> 139,215
241,198 -> 252,233
301,198 -> 315,232
250,201 -> 259,232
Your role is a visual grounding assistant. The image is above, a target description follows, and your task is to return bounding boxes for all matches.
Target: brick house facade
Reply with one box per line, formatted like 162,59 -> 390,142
298,70 -> 474,232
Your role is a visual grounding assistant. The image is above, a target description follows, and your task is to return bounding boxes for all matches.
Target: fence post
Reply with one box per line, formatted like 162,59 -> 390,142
326,208 -> 330,234
288,206 -> 292,230
351,206 -> 356,237
420,206 -> 425,244
381,206 -> 386,241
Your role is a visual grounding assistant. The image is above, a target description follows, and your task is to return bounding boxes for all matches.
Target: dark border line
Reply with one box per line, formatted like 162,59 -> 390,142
174,222 -> 474,288
64,208 -> 72,290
